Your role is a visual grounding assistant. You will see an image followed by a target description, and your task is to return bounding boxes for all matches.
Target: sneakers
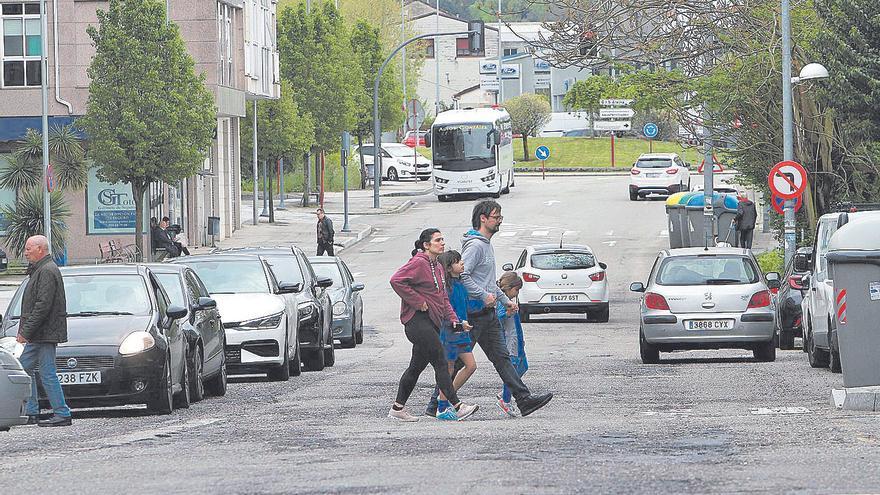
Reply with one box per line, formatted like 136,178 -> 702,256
435,408 -> 458,421
454,403 -> 479,421
517,392 -> 553,417
38,414 -> 72,427
387,407 -> 420,422
496,394 -> 518,418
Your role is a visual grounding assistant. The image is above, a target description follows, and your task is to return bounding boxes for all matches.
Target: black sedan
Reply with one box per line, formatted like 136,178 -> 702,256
776,247 -> 811,350
147,264 -> 227,400
0,265 -> 193,415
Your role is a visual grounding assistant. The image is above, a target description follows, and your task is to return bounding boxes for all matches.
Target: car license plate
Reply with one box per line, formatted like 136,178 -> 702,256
646,173 -> 660,178
685,319 -> 734,330
57,371 -> 101,385
549,294 -> 583,303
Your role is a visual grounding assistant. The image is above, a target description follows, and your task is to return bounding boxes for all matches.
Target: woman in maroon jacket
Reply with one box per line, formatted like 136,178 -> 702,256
388,228 -> 479,422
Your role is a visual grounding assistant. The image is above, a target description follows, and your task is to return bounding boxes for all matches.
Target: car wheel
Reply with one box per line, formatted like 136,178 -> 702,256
188,345 -> 205,403
355,319 -> 364,344
173,355 -> 191,409
268,336 -> 291,381
829,319 -> 842,373
324,340 -> 336,367
303,330 -> 326,372
204,349 -> 228,397
502,172 -> 511,194
629,189 -> 638,201
438,195 -> 448,202
147,354 -> 174,415
289,340 -> 302,377
806,328 -> 830,368
639,329 -> 660,364
593,304 -> 610,323
754,336 -> 777,362
387,167 -> 399,181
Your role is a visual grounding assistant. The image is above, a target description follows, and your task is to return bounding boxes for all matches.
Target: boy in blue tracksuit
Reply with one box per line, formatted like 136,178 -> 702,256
496,272 -> 527,417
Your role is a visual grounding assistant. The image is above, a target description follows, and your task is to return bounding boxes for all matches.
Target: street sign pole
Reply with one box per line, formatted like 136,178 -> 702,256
703,128 -> 714,249
535,145 -> 550,179
341,131 -> 351,233
781,0 -> 796,266
40,0 -> 51,252
610,132 -> 615,168
278,158 -> 286,210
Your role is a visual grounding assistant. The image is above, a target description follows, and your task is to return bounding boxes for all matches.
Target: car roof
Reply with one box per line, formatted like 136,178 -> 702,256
140,263 -> 187,274
661,247 -> 752,257
637,153 -> 679,159
214,247 -> 295,255
60,264 -> 148,276
307,256 -> 340,263
818,210 -> 880,221
528,244 -> 594,253
172,254 -> 264,263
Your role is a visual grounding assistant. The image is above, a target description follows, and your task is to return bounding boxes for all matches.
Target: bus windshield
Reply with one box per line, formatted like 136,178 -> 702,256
433,123 -> 495,171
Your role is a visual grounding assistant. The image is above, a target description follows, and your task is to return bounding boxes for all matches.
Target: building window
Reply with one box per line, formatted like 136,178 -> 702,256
421,39 -> 434,59
503,48 -> 518,57
218,2 -> 234,86
2,2 -> 41,88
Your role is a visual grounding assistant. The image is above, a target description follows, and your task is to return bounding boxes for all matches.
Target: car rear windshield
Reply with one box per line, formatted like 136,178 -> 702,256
531,252 -> 595,270
311,263 -> 344,287
183,260 -> 269,294
656,256 -> 760,286
636,158 -> 673,169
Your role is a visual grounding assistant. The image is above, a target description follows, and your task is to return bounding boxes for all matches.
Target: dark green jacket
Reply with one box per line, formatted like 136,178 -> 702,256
19,255 -> 67,343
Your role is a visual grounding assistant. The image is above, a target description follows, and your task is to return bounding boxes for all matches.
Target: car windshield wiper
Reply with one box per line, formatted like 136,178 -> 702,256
705,278 -> 742,285
67,311 -> 135,317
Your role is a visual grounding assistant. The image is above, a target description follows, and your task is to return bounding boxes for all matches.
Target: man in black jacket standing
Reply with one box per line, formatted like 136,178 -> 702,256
734,197 -> 758,249
16,235 -> 71,427
316,208 -> 335,256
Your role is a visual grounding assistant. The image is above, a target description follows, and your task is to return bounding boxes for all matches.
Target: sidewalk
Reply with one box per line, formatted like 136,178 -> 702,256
223,181 -> 431,253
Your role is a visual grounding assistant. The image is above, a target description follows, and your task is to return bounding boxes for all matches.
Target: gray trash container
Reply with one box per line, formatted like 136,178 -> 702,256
827,216 -> 880,388
715,194 -> 740,246
685,193 -> 714,247
665,192 -> 689,248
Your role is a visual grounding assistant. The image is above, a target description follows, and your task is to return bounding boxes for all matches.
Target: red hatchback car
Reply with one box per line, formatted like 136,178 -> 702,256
402,131 -> 426,148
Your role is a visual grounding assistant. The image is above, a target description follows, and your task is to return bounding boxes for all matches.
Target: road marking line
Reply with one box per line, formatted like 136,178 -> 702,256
543,200 -> 561,206
750,407 -> 811,415
370,237 -> 390,243
660,230 -> 669,237
498,231 -> 517,237
532,231 -> 549,237
563,230 -> 579,236
602,240 -> 617,247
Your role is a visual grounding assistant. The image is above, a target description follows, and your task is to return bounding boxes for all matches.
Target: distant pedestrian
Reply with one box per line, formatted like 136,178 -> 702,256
162,217 -> 190,256
316,208 -> 335,256
16,235 -> 72,427
734,197 -> 757,249
434,250 -> 477,419
452,200 -> 552,417
388,229 -> 478,422
496,272 -> 527,417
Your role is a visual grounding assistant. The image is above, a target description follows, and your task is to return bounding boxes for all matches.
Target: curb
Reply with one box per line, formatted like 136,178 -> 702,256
324,199 -> 415,216
381,188 -> 433,198
337,225 -> 375,253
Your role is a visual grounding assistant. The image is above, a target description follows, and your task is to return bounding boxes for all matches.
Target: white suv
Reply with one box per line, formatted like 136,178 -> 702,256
356,143 -> 432,181
629,153 -> 690,201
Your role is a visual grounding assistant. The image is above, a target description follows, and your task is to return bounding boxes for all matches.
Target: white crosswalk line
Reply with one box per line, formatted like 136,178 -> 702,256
602,240 -> 618,247
532,231 -> 549,237
370,237 -> 390,243
498,231 -> 517,237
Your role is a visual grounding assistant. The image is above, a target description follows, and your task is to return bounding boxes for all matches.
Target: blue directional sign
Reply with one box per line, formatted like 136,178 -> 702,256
643,122 -> 659,139
535,145 -> 551,161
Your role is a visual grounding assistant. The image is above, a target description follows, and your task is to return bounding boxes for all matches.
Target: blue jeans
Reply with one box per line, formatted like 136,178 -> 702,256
19,343 -> 71,417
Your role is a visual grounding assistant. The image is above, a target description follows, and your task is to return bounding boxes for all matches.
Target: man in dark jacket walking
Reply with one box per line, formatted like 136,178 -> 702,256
316,208 -> 335,256
734,197 -> 758,248
16,235 -> 71,427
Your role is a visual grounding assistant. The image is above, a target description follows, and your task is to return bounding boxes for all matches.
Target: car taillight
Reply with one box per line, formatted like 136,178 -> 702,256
523,273 -> 540,282
589,271 -> 605,282
788,275 -> 804,290
630,168 -> 641,175
665,168 -> 678,175
748,290 -> 771,309
794,316 -> 802,328
644,292 -> 670,310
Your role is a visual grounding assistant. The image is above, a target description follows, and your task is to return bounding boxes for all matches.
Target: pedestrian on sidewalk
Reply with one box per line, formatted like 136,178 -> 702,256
16,235 -> 72,427
316,208 -> 335,256
448,200 -> 552,417
162,217 -> 190,256
734,196 -> 757,249
388,229 -> 479,422
496,272 -> 527,418
433,250 -> 477,418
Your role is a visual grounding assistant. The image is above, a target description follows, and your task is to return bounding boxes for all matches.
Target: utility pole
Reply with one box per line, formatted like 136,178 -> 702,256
40,0 -> 51,251
497,0 -> 502,104
401,0 -> 407,133
434,0 -> 440,115
781,0 -> 796,266
252,100 -> 258,225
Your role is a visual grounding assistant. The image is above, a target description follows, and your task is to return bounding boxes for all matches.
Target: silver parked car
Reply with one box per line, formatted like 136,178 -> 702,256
0,347 -> 30,431
308,256 -> 365,348
630,247 -> 781,364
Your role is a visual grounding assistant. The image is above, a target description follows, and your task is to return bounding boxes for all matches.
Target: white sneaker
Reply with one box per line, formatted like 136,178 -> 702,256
387,407 -> 420,422
455,403 -> 479,421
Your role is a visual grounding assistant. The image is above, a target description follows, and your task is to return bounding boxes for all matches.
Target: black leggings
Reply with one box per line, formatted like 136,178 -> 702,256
395,312 -> 460,406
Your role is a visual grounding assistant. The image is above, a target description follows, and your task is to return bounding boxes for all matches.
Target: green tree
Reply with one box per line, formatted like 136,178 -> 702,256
505,93 -> 551,161
79,0 -> 215,260
0,189 -> 69,256
0,125 -> 88,196
241,80 -> 315,174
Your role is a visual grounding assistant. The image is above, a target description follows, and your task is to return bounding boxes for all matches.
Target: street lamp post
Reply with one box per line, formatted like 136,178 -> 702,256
40,0 -> 51,252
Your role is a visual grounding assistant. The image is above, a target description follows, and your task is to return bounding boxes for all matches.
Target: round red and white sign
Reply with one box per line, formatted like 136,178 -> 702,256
768,160 -> 808,200
771,194 -> 802,215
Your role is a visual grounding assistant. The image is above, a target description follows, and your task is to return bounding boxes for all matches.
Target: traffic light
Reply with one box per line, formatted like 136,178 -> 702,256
468,20 -> 485,54
579,30 -> 598,57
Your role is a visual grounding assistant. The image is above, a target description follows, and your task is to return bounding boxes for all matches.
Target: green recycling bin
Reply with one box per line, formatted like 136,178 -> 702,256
666,192 -> 689,248
827,216 -> 880,388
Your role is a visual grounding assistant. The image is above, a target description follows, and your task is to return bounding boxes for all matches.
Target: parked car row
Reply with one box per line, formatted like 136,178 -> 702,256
0,247 -> 365,424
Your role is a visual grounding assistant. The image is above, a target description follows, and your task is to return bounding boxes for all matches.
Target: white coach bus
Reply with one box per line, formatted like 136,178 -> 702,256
426,108 -> 515,201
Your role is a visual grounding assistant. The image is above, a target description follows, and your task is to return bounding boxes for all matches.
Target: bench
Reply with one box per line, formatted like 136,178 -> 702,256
96,240 -> 139,264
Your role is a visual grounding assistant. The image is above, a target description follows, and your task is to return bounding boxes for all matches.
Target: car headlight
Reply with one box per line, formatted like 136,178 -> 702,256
298,304 -> 315,320
119,331 -> 156,356
0,336 -> 23,358
239,312 -> 284,330
481,172 -> 496,183
434,177 -> 449,184
333,301 -> 348,316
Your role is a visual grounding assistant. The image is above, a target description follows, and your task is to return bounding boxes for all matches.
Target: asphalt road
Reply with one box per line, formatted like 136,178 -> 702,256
2,176 -> 878,494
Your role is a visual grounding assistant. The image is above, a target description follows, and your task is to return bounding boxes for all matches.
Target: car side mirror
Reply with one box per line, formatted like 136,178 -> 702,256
599,262 -> 607,270
195,297 -> 217,311
630,282 -> 646,293
765,272 -> 780,282
352,283 -> 365,292
794,252 -> 812,272
316,277 -> 334,289
767,279 -> 782,290
166,305 -> 188,321
424,132 -> 431,148
277,282 -> 303,294
502,263 -> 514,272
